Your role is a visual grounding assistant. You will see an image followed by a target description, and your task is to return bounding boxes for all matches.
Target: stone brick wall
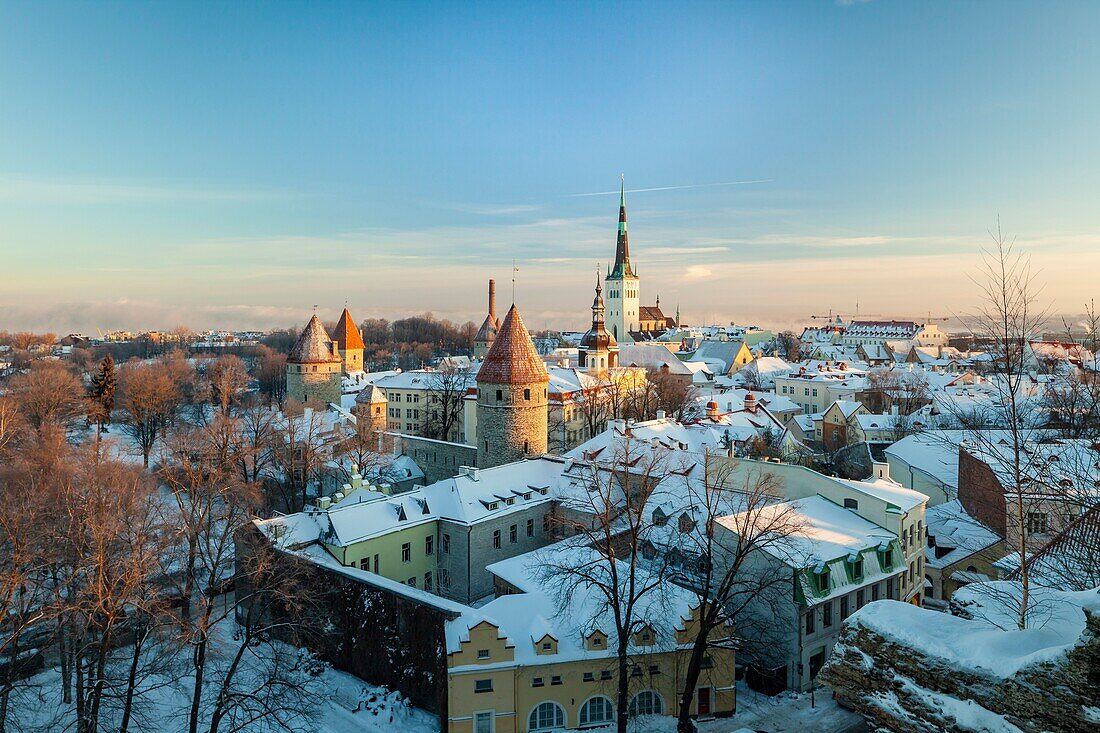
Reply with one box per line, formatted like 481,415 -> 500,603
286,362 -> 342,406
476,382 -> 548,469
399,434 -> 478,484
957,448 -> 1007,538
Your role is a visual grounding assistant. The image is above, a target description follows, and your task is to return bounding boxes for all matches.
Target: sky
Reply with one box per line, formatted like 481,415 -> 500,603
2,0 -> 1099,334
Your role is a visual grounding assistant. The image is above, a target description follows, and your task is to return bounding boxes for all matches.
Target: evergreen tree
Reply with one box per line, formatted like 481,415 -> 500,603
89,354 -> 117,433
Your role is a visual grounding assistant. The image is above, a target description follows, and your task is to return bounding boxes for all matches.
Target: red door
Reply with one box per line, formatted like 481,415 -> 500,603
698,687 -> 712,715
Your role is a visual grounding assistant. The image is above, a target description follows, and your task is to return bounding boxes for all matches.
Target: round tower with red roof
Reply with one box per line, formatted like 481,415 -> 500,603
475,304 -> 549,468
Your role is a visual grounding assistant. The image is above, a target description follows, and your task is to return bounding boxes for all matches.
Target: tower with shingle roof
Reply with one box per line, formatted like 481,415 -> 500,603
286,314 -> 343,406
330,307 -> 365,374
473,279 -> 500,360
605,176 -> 639,343
475,304 -> 549,468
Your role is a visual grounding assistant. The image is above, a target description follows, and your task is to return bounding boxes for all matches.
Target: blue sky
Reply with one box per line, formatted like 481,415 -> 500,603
2,1 -> 1099,332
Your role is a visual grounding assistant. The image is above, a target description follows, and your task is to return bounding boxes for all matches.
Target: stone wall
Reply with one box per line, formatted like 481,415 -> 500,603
957,448 -> 1007,537
286,362 -> 342,406
476,382 -> 548,469
399,434 -> 478,484
820,603 -> 1099,733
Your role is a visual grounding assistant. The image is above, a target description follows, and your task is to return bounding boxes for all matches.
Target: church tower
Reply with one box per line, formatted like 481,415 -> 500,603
605,177 -> 639,343
475,304 -> 549,468
330,307 -> 365,374
578,275 -> 618,374
473,279 -> 500,360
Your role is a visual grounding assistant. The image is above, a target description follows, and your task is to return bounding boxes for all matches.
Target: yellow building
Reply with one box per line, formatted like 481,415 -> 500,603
445,549 -> 736,733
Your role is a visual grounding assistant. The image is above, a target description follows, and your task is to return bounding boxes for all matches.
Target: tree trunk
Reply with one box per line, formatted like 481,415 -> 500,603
616,639 -> 629,733
118,624 -> 147,733
676,629 -> 711,733
188,630 -> 208,733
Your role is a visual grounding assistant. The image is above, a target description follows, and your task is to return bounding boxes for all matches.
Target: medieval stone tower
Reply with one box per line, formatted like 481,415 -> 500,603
286,314 -> 344,406
475,304 -> 549,468
353,383 -> 390,449
330,307 -> 365,374
473,279 -> 500,360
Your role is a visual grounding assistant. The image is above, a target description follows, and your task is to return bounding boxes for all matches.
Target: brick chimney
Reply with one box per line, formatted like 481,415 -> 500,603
488,279 -> 497,321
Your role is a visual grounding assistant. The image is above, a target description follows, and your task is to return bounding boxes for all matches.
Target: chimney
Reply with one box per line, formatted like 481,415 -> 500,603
744,392 -> 757,413
488,279 -> 497,320
656,409 -> 667,420
706,401 -> 719,420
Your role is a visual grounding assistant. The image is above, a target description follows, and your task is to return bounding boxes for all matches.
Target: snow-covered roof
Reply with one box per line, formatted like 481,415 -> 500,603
716,495 -> 895,568
924,500 -> 1002,569
832,476 -> 928,513
448,544 -> 701,669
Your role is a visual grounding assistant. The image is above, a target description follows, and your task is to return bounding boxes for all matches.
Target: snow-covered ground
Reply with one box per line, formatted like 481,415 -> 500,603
699,682 -> 864,733
6,620 -> 438,733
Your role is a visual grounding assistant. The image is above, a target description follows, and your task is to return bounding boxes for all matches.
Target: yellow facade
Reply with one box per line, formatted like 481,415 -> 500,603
447,609 -> 736,733
324,519 -> 440,591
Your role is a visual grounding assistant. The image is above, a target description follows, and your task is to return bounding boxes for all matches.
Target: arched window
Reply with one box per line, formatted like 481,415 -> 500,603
628,691 -> 664,717
528,701 -> 565,731
579,696 -> 614,726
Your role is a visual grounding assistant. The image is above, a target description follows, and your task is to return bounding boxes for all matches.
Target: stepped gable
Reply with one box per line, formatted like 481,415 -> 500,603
331,308 -> 365,351
288,314 -> 342,364
476,305 -> 549,385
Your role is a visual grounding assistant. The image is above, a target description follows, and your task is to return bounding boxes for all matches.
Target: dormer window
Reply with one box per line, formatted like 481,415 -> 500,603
849,556 -> 863,580
814,566 -> 830,592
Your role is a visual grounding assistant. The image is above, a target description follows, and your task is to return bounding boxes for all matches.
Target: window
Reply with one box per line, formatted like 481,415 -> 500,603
441,568 -> 450,588
600,670 -> 612,680
495,389 -> 503,402
510,524 -> 517,543
424,572 -> 433,591
840,596 -> 849,618
856,589 -> 865,607
373,554 -> 379,573
648,664 -> 660,675
528,702 -> 565,731
425,535 -> 434,556
359,558 -> 369,570
442,534 -> 450,554
474,679 -> 493,694
583,672 -> 594,682
524,440 -> 529,453
474,711 -> 494,733
493,530 -> 501,549
524,388 -> 530,400
1026,512 -> 1049,534
477,649 -> 490,660
550,675 -> 562,685
805,610 -> 815,635
628,691 -> 664,717
531,677 -> 544,687
815,566 -> 830,593
872,583 -> 881,601
401,543 -> 411,563
823,602 -> 833,628
542,641 -> 552,651
527,518 -> 534,537
579,696 -> 614,726
406,577 -> 416,587
843,498 -> 858,510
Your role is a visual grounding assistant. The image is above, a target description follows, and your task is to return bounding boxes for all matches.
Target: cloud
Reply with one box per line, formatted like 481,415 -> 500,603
0,177 -> 296,205
681,265 -> 714,281
567,180 -> 773,197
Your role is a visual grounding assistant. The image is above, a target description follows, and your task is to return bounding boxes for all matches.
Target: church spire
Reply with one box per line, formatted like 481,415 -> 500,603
609,175 -> 634,279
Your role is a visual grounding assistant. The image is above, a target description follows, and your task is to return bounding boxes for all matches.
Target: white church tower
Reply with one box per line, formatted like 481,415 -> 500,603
605,177 -> 639,343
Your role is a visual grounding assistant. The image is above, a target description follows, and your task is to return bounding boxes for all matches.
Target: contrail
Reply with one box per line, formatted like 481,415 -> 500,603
567,179 -> 773,197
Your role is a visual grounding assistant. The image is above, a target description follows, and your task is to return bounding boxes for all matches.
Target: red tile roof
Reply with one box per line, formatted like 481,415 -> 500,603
331,308 -> 365,351
476,305 -> 549,385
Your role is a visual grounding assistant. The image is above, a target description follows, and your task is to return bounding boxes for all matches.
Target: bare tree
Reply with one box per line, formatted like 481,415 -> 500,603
208,354 -> 251,415
539,437 -> 675,733
9,361 -> 85,432
252,346 -> 288,407
422,366 -> 470,442
117,360 -> 184,467
271,400 -> 331,512
668,456 -> 803,733
776,330 -> 802,362
949,222 -> 1051,629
